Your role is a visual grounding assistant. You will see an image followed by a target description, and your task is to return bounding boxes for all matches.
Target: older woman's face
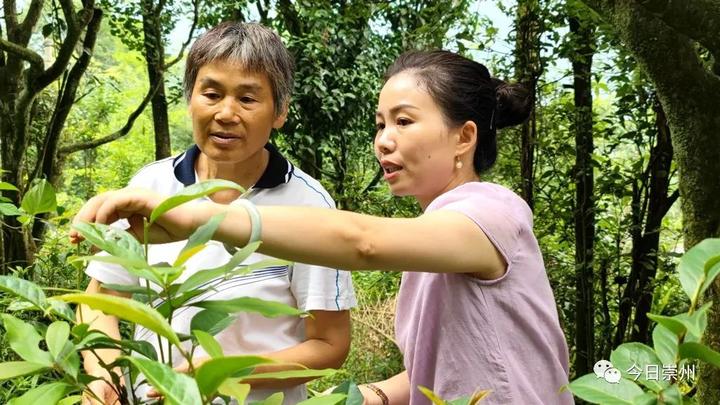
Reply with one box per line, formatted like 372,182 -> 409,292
374,72 -> 458,201
188,60 -> 286,165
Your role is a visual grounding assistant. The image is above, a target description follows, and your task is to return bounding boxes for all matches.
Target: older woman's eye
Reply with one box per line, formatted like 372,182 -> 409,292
203,92 -> 221,100
240,96 -> 257,103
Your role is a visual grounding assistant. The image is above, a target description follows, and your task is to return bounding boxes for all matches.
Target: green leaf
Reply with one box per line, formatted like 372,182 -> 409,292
0,314 -> 53,365
56,340 -> 80,378
0,203 -> 22,216
0,181 -> 19,191
59,293 -> 180,346
174,213 -> 226,266
193,329 -> 224,358
0,275 -> 48,311
677,239 -> 720,301
47,299 -> 76,322
567,373 -> 644,404
124,356 -> 201,405
297,393 -> 347,405
76,333 -> 158,361
678,342 -> 720,368
647,302 -> 711,341
218,381 -> 250,402
610,342 -> 668,392
193,296 -> 306,318
190,309 -> 234,336
418,386 -> 449,405
0,361 -> 47,380
20,179 -> 56,216
71,222 -> 145,263
72,255 -> 157,284
7,382 -> 73,405
652,325 -> 678,366
250,392 -> 284,405
149,180 -> 244,224
57,395 -> 82,405
448,390 -> 492,405
631,392 -> 657,405
176,241 -> 261,294
194,355 -> 274,397
331,381 -> 364,405
242,368 -> 336,381
46,321 -> 70,360
658,385 -> 682,405
101,283 -> 160,296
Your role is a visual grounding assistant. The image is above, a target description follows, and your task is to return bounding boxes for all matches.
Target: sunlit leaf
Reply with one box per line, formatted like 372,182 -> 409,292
46,321 -> 70,360
0,181 -> 19,191
331,381 -> 364,405
59,293 -> 179,346
249,392 -> 284,405
71,222 -> 145,263
193,329 -> 223,358
174,213 -> 226,266
0,361 -> 47,380
297,393 -> 346,405
652,325 -> 678,366
150,180 -> 244,223
176,241 -> 261,294
418,386 -> 448,405
677,239 -> 720,301
0,314 -> 53,366
0,203 -> 22,216
193,296 -> 306,318
218,381 -> 250,402
242,368 -> 336,381
0,275 -> 48,311
20,179 -> 56,216
567,373 -> 644,404
610,343 -> 667,392
7,382 -> 73,405
124,356 -> 201,405
194,355 -> 274,397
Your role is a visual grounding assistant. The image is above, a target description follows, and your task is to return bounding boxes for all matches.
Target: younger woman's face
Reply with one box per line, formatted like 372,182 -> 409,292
374,72 -> 460,205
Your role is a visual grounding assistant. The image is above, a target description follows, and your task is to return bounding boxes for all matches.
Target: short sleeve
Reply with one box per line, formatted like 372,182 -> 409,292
427,183 -> 532,265
290,264 -> 356,311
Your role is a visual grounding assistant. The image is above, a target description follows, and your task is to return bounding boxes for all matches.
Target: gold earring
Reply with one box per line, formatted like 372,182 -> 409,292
455,157 -> 463,170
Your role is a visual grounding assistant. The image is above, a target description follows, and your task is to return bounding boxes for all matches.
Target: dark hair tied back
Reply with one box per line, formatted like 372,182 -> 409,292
385,50 -> 533,173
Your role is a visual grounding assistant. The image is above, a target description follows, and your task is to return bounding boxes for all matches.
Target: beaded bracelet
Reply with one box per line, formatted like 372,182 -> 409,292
365,383 -> 389,405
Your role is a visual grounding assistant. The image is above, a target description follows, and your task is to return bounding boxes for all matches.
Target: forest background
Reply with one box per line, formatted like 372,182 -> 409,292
1,0 -> 720,403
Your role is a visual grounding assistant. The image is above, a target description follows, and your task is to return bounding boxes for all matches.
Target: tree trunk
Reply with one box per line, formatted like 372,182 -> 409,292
569,7 -> 596,377
579,1 -> 720,401
514,0 -> 542,211
142,0 -> 171,159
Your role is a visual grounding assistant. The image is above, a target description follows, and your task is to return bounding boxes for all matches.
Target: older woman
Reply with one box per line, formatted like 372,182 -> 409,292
79,22 -> 355,405
75,50 -> 572,404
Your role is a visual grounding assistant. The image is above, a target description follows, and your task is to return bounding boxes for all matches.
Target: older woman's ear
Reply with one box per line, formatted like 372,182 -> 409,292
273,103 -> 289,129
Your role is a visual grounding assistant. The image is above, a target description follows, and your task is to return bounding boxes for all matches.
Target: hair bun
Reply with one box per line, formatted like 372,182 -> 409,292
491,79 -> 533,129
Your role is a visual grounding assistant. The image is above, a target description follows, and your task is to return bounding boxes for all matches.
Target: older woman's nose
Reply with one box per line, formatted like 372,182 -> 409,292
215,99 -> 241,123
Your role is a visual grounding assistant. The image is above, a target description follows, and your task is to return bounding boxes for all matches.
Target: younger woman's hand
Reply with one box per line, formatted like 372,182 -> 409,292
70,188 -> 201,245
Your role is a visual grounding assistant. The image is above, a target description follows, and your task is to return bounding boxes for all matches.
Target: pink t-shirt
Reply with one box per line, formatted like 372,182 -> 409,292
395,182 -> 573,404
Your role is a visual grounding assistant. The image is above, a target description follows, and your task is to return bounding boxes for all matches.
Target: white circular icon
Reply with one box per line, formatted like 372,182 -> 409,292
603,367 -> 622,384
593,360 -> 613,379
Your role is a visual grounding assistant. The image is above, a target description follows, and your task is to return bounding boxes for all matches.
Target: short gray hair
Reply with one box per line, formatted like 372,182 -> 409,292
183,22 -> 294,115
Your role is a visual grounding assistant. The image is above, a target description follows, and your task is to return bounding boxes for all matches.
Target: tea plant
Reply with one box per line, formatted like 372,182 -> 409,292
568,238 -> 720,404
0,180 -> 349,404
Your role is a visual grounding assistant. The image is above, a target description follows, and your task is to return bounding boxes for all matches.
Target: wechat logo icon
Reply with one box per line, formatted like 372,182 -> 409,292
593,360 -> 621,384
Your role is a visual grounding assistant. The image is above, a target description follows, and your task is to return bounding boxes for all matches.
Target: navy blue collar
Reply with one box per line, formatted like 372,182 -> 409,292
172,143 -> 293,189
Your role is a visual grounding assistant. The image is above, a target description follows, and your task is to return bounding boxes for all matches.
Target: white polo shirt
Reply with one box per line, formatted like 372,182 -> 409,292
86,143 -> 356,404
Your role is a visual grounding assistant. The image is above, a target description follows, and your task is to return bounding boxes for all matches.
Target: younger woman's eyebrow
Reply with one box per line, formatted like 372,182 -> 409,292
376,103 -> 420,117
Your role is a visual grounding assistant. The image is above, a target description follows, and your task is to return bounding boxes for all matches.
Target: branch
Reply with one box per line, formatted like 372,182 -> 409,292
33,0 -> 95,91
16,0 -> 44,45
0,37 -> 43,70
637,0 -> 720,58
277,0 -> 302,36
164,0 -> 199,69
3,0 -> 19,33
58,79 -> 163,156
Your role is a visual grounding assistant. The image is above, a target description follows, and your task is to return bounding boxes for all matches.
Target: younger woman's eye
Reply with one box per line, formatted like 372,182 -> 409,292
375,122 -> 385,131
397,117 -> 412,126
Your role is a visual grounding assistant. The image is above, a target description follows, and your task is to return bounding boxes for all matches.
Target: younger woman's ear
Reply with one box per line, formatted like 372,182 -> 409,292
456,120 -> 478,155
